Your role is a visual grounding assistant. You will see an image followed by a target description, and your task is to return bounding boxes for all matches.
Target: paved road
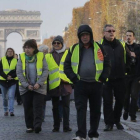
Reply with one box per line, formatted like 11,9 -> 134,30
0,94 -> 139,140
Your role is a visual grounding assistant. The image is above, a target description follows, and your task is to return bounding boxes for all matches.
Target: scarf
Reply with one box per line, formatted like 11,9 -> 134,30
25,54 -> 35,63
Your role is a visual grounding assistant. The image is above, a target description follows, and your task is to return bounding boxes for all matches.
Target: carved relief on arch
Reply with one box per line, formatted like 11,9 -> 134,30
26,30 -> 39,37
5,29 -> 25,38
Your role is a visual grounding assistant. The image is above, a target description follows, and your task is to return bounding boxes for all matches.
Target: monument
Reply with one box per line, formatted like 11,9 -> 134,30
0,9 -> 42,58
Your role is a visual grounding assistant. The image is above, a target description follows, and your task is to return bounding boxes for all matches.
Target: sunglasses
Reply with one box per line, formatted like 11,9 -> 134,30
53,41 -> 61,45
105,30 -> 115,33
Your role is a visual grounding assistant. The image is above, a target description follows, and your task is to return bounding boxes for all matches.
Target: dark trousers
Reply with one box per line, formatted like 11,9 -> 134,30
52,94 -> 70,129
124,76 -> 140,119
103,79 -> 125,125
21,91 -> 45,129
59,100 -> 63,119
74,81 -> 102,139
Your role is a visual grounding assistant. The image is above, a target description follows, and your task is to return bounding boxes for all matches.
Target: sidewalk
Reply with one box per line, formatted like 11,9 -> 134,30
0,95 -> 139,140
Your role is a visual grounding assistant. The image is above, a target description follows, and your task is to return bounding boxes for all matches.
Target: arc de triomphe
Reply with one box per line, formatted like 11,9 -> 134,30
0,9 -> 42,58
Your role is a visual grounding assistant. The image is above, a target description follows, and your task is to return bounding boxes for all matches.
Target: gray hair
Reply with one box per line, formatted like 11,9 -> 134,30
38,45 -> 48,52
103,24 -> 115,32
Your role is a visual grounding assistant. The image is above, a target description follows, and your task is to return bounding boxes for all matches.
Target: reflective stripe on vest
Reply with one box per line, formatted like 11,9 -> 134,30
0,56 -> 18,80
59,50 -> 72,84
45,51 -> 72,90
70,42 -> 104,81
19,52 -> 46,85
99,39 -> 126,63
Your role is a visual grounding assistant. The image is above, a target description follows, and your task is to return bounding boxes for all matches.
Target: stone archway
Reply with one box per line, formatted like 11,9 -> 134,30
0,9 -> 42,58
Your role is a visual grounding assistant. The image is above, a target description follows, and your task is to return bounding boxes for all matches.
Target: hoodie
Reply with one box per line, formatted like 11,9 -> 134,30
64,24 -> 111,83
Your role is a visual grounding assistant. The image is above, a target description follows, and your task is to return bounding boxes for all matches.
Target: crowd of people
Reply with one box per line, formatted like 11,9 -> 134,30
0,24 -> 140,140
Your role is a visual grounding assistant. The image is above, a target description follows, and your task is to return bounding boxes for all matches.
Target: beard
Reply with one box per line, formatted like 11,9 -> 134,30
127,39 -> 131,43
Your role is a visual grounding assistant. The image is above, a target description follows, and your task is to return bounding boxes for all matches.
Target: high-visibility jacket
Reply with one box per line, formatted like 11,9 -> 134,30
99,39 -> 126,63
45,50 -> 72,90
0,56 -> 18,80
19,52 -> 46,85
70,42 -> 104,82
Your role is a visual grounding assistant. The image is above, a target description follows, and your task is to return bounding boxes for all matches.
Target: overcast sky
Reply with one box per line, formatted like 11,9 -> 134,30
0,0 -> 88,54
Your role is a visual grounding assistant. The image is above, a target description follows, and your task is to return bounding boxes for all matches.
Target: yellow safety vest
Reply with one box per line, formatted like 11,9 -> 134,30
45,50 -> 72,90
19,52 -> 46,85
99,39 -> 126,63
70,42 -> 104,82
0,56 -> 18,80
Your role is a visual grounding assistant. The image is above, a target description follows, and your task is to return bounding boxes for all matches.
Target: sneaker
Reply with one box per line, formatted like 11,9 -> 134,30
104,124 -> 113,131
26,128 -> 34,133
10,112 -> 15,116
116,123 -> 124,130
4,112 -> 8,116
123,111 -> 128,120
63,127 -> 72,132
72,136 -> 86,140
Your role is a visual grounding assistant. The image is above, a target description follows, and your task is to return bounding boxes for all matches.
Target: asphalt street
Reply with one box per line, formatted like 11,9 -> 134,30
0,94 -> 139,140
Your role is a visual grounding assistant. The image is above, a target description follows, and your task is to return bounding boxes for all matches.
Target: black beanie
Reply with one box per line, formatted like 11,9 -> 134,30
52,35 -> 64,46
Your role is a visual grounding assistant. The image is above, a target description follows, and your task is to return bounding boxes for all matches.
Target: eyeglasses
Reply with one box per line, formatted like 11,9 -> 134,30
53,41 -> 61,45
105,30 -> 115,33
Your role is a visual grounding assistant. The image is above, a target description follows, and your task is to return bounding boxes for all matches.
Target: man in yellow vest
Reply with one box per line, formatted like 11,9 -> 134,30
64,25 -> 111,140
46,35 -> 72,133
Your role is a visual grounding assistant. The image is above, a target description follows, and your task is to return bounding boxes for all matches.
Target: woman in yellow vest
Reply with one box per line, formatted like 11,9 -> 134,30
0,48 -> 17,117
16,39 -> 48,133
46,36 -> 72,132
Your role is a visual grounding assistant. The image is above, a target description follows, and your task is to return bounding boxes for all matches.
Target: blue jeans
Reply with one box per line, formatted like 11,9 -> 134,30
0,84 -> 16,113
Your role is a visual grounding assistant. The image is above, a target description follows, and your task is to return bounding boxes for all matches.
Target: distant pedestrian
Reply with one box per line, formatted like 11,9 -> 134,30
39,45 -> 49,54
16,39 -> 48,133
123,30 -> 140,122
14,54 -> 22,105
0,48 -> 18,116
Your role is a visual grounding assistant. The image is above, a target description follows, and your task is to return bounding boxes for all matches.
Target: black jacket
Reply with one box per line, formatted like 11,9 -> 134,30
102,37 -> 131,80
0,56 -> 17,87
126,43 -> 140,76
64,25 -> 111,83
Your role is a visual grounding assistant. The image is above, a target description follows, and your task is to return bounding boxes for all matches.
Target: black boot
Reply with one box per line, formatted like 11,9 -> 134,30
34,127 -> 41,133
116,123 -> 124,130
123,111 -> 128,120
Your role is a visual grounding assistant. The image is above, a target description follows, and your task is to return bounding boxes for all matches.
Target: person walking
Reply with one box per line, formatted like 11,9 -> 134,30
16,39 -> 48,133
45,35 -> 72,133
0,48 -> 18,116
64,25 -> 110,140
14,54 -> 22,105
100,24 -> 131,131
123,30 -> 140,122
